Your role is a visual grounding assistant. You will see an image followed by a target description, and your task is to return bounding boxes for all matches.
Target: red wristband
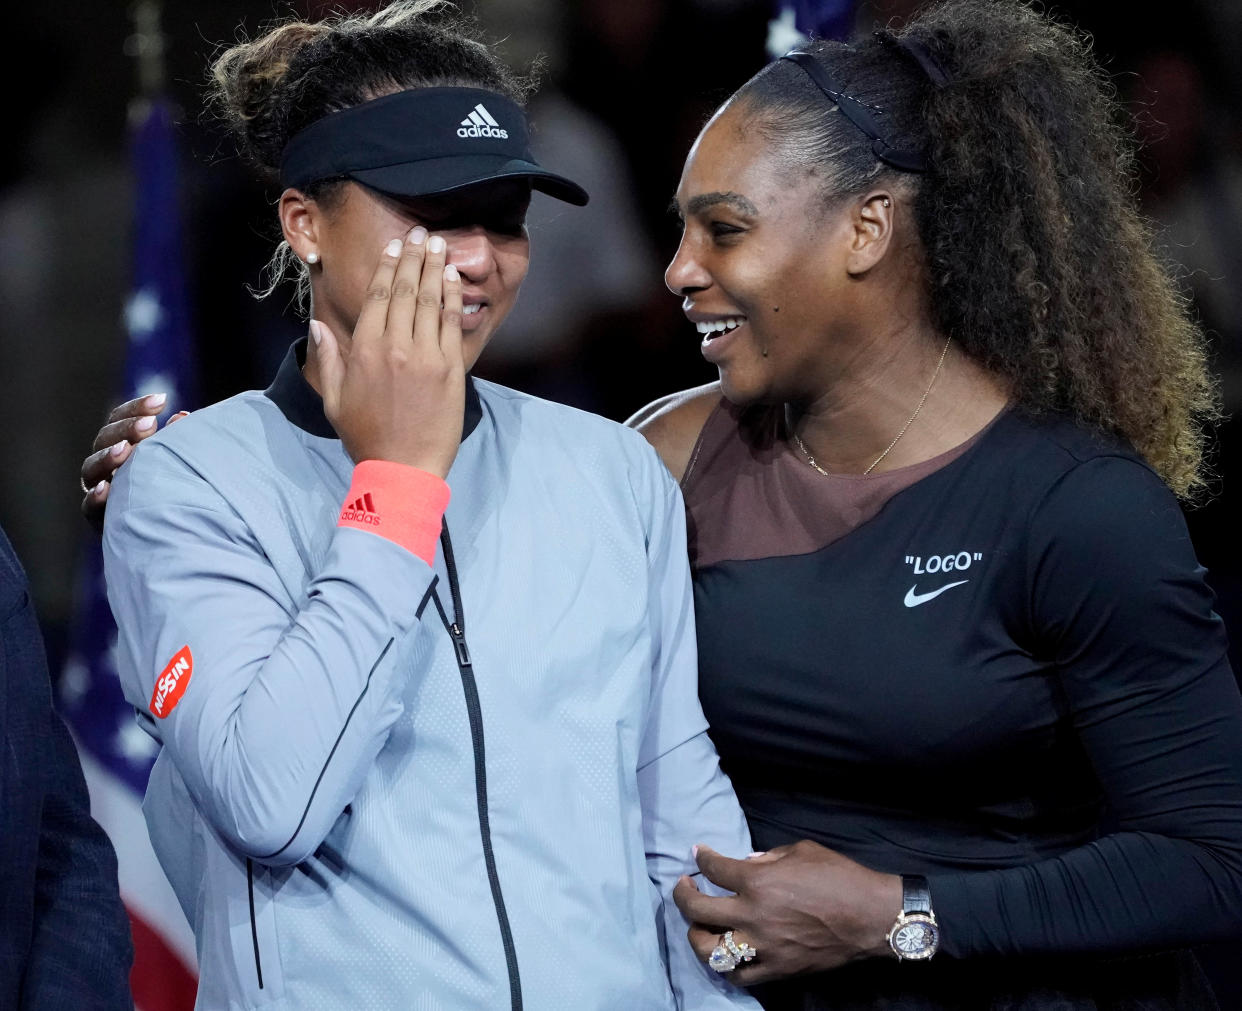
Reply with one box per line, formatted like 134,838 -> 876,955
337,461 -> 450,565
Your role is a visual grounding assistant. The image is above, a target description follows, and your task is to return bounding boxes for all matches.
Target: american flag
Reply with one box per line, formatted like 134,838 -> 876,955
59,94 -> 198,1011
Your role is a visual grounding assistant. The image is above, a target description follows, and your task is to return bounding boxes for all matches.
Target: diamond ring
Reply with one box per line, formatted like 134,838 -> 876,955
708,930 -> 757,973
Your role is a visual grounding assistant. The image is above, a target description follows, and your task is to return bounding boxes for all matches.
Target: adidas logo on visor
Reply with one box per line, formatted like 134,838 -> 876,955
457,103 -> 509,139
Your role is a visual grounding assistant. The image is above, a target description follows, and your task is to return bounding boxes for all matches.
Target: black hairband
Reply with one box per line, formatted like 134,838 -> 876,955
781,51 -> 929,173
876,31 -> 952,89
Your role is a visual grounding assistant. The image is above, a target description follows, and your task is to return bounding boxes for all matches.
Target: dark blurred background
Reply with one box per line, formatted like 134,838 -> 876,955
1,0 -> 1240,998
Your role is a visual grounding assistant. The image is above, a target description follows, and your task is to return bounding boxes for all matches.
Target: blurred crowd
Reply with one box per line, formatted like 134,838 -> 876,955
1,0 -> 1240,713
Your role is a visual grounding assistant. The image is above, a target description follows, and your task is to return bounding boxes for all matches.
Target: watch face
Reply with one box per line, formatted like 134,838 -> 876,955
891,917 -> 939,959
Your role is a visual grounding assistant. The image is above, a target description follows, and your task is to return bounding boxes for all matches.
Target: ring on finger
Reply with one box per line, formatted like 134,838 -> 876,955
80,475 -> 96,496
708,941 -> 737,974
724,930 -> 757,963
708,930 -> 757,974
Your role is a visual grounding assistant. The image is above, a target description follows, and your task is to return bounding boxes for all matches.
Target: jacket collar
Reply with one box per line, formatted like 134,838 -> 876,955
264,337 -> 482,442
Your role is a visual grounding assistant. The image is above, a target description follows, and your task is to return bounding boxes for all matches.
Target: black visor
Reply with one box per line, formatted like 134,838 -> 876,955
280,87 -> 589,206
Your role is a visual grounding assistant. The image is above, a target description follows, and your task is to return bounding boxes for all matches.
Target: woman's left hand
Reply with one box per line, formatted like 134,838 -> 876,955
672,840 -> 902,985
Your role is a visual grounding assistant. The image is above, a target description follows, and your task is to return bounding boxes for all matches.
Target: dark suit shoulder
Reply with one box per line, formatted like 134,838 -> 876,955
0,526 -> 31,622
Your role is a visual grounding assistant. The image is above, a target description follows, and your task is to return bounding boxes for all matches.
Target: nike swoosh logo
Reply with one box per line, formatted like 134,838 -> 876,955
904,580 -> 969,608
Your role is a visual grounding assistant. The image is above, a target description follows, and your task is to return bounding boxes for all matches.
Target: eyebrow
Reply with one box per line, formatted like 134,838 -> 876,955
672,191 -> 760,218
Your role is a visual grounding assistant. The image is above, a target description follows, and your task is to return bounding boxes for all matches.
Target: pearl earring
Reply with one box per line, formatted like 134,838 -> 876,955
306,252 -> 320,265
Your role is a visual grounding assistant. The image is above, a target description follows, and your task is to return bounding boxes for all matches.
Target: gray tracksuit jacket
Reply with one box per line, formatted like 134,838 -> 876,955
102,343 -> 758,1010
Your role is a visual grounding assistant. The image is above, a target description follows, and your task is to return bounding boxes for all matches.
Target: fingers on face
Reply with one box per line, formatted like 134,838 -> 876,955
354,235 -> 408,343
412,233 -> 448,350
440,261 -> 463,359
344,228 -> 461,359
380,226 -> 429,345
310,319 -> 346,415
358,228 -> 451,352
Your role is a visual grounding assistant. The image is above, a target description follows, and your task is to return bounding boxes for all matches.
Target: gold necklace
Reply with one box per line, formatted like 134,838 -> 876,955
792,334 -> 952,476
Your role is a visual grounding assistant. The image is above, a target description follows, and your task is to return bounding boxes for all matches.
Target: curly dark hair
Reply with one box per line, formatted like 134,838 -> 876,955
733,0 -> 1218,499
207,0 -> 535,307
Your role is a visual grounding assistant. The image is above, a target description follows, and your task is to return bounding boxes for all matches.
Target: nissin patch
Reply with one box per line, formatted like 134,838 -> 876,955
150,645 -> 193,718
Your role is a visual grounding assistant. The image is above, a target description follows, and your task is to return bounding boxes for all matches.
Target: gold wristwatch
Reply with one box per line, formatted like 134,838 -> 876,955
886,874 -> 940,961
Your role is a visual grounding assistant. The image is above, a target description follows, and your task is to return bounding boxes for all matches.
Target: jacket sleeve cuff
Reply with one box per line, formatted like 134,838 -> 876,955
337,460 -> 450,565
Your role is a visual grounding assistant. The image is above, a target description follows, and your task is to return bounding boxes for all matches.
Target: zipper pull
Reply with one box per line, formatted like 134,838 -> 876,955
449,623 -> 472,667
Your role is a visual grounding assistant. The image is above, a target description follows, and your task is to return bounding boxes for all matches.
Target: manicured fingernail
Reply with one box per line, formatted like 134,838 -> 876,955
385,238 -> 403,257
428,235 -> 446,254
309,319 -> 322,345
135,416 -> 156,432
93,481 -> 107,495
747,851 -> 767,859
692,845 -> 700,858
144,393 -> 166,409
444,263 -> 459,282
408,226 -> 427,245
109,440 -> 127,457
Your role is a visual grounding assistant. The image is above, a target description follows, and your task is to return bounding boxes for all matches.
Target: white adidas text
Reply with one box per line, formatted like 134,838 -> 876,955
458,103 -> 508,139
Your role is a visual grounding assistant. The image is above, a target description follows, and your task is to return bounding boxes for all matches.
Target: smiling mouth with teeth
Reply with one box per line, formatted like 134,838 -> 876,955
462,303 -> 483,315
696,316 -> 747,342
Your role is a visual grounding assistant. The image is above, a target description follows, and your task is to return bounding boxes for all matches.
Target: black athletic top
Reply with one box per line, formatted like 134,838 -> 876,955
684,402 -> 1242,1008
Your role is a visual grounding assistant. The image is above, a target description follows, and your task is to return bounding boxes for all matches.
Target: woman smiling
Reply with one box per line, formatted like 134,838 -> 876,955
635,0 -> 1242,1007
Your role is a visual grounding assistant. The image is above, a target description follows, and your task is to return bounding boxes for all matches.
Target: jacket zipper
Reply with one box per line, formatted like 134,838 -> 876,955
436,520 -> 523,1011
247,858 -> 264,990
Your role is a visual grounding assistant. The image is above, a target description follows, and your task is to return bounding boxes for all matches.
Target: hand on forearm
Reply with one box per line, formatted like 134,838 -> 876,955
673,839 -> 902,984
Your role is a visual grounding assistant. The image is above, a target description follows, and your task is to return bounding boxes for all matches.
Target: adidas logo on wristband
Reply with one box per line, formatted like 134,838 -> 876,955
340,492 -> 382,526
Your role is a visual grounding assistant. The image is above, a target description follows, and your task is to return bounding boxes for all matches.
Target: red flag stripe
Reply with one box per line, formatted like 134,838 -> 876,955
128,908 -> 198,1011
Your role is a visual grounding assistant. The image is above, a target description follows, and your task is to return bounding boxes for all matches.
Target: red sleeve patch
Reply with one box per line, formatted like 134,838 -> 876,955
150,645 -> 193,718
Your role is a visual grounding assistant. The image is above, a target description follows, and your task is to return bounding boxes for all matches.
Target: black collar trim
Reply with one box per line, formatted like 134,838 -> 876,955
264,337 -> 482,442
